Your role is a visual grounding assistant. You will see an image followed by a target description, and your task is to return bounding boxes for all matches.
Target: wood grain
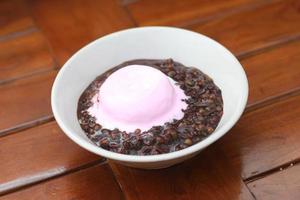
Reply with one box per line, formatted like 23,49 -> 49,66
0,30 -> 55,83
1,164 -> 123,200
0,71 -> 56,134
110,146 -> 254,200
126,0 -> 269,26
29,0 -> 134,65
0,0 -> 34,37
242,40 -> 300,105
247,164 -> 300,200
190,0 -> 300,56
220,94 -> 300,179
0,121 -> 100,195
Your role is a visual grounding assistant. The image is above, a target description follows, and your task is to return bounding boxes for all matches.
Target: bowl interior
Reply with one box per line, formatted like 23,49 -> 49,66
52,27 -> 248,163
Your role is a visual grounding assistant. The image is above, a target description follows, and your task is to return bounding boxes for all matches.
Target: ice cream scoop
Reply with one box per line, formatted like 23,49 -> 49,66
88,65 -> 187,132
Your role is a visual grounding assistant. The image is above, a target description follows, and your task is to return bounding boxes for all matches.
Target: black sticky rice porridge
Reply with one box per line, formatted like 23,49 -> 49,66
77,59 -> 223,155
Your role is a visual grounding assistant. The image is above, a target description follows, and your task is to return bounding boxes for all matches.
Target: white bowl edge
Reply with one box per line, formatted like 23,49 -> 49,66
51,26 -> 249,164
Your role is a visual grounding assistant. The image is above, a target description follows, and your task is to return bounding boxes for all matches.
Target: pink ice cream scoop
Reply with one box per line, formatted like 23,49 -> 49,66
88,65 -> 187,132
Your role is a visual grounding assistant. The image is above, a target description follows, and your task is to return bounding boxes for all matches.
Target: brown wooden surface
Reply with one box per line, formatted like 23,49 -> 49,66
0,71 -> 56,135
0,122 -> 100,195
0,30 -> 55,83
0,0 -> 34,37
242,40 -> 300,106
221,94 -> 300,179
29,0 -> 134,65
247,164 -> 300,200
1,0 -> 300,199
126,0 -> 267,26
110,146 -> 254,200
191,0 -> 300,56
1,165 -> 124,200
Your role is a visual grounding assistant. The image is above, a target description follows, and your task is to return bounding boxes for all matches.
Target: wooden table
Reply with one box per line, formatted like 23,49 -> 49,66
1,0 -> 300,199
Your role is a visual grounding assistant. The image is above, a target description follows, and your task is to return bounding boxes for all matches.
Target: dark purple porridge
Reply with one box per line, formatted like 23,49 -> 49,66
77,59 -> 223,155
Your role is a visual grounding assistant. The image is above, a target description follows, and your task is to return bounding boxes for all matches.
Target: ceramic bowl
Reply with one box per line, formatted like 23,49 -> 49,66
51,27 -> 248,169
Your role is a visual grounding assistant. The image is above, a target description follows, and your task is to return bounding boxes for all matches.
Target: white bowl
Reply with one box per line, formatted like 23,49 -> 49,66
51,27 -> 248,169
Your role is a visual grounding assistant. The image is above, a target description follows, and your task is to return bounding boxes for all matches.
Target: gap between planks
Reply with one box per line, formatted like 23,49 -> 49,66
122,3 -> 139,27
26,5 -> 61,70
124,0 -> 281,28
0,27 -> 37,43
245,183 -> 258,200
244,158 -> 300,184
0,159 -> 107,197
0,25 -> 60,86
107,161 -> 128,200
236,34 -> 300,60
0,67 -> 56,86
180,0 -> 281,28
0,115 -> 54,138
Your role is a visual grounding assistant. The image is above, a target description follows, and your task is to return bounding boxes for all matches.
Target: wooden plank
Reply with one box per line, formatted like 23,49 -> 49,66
121,0 -> 138,5
29,0 -> 134,65
126,0 -> 268,26
0,30 -> 55,83
190,0 -> 300,56
0,0 -> 34,37
0,71 -> 56,134
110,146 -> 254,200
247,164 -> 300,200
220,94 -> 300,179
1,164 -> 123,200
0,121 -> 100,195
242,40 -> 300,105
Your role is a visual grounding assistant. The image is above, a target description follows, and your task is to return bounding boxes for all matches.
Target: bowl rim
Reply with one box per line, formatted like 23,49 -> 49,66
51,26 -> 248,163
